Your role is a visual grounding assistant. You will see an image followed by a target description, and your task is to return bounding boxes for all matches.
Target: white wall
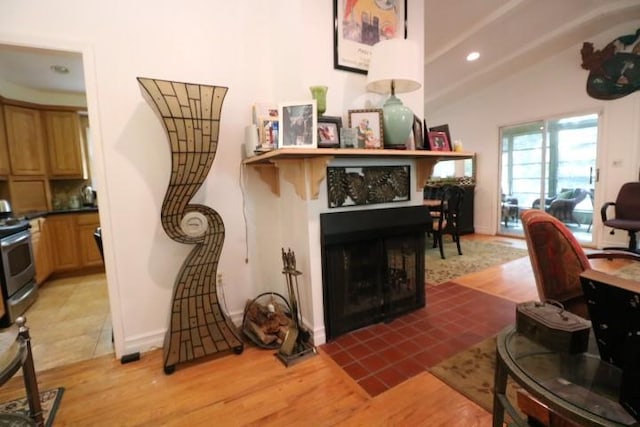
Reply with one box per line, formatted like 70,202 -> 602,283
427,21 -> 640,248
0,0 -> 424,356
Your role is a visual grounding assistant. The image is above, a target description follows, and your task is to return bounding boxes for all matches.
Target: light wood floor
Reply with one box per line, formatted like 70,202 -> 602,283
25,272 -> 113,372
0,234 -> 630,426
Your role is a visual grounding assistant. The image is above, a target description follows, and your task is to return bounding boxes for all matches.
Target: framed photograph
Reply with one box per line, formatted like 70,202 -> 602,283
413,115 -> 424,149
317,116 -> 342,148
427,131 -> 451,152
348,109 -> 384,149
278,101 -> 317,148
333,0 -> 408,74
429,124 -> 452,150
257,118 -> 278,151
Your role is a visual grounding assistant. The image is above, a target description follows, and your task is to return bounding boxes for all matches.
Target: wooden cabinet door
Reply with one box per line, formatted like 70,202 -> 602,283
8,177 -> 51,214
4,105 -> 47,175
77,213 -> 103,267
0,105 -> 11,176
31,218 -> 53,285
47,215 -> 81,271
44,110 -> 85,178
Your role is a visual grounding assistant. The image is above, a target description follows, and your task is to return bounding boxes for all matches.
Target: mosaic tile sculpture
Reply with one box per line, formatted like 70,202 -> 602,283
138,77 -> 243,374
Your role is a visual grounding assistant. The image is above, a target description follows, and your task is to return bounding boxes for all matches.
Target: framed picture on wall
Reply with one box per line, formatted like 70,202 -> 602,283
333,0 -> 408,74
317,116 -> 342,148
348,109 -> 384,149
278,101 -> 317,148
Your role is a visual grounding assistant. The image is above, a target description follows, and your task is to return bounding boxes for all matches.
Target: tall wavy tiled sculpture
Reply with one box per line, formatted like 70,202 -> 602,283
138,77 -> 244,374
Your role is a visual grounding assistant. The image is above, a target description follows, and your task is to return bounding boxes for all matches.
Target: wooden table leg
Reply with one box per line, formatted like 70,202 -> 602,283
493,348 -> 508,427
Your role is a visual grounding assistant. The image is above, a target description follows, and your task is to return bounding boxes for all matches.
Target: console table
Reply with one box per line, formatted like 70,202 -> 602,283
242,148 -> 474,200
493,326 -> 636,427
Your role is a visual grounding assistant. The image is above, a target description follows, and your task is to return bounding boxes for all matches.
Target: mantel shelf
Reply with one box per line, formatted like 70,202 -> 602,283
242,148 -> 474,200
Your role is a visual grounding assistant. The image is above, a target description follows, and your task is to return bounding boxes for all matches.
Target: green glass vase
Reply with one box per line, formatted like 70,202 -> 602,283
310,85 -> 328,116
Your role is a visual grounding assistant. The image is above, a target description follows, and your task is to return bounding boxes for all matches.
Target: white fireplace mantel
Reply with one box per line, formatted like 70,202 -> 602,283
243,148 -> 474,200
243,147 -> 475,346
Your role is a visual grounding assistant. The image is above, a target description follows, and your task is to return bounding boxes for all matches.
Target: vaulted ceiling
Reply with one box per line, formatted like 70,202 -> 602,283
423,0 -> 640,111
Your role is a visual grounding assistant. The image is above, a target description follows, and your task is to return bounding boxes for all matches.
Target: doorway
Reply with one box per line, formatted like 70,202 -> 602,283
0,42 -> 114,367
498,113 -> 599,244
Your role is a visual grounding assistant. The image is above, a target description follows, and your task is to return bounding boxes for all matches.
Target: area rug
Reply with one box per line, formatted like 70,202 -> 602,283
612,261 -> 640,281
0,387 -> 64,427
429,336 -> 522,416
426,239 -> 529,285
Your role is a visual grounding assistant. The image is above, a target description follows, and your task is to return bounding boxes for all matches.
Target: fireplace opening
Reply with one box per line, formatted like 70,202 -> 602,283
320,206 -> 432,340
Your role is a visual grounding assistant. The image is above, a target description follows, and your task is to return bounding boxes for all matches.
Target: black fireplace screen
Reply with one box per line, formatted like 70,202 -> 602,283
320,206 -> 431,340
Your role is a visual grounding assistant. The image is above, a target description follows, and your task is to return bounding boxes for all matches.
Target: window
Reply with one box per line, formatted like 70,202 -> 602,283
501,114 -> 598,208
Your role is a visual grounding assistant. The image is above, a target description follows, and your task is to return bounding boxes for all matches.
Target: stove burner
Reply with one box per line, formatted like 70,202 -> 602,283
0,218 -> 30,239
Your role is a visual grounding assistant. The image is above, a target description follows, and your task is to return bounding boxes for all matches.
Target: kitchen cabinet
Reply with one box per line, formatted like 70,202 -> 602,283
30,217 -> 53,285
76,213 -> 102,267
8,177 -> 50,214
0,105 -> 10,177
3,105 -> 47,176
44,110 -> 86,178
47,214 -> 80,271
47,211 -> 103,273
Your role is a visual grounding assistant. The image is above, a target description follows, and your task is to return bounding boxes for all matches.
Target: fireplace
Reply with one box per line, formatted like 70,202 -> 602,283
320,206 -> 432,340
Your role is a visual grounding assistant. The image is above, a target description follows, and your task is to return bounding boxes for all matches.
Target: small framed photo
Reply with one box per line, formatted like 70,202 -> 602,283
428,124 -> 452,150
413,115 -> 424,149
278,101 -> 317,148
348,109 -> 384,149
317,116 -> 342,148
427,131 -> 451,152
257,118 -> 278,151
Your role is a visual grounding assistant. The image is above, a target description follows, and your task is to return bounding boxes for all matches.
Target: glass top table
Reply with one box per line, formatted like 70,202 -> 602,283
493,326 -> 637,427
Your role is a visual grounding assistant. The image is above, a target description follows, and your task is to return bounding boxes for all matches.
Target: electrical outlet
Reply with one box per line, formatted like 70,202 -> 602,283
216,272 -> 223,287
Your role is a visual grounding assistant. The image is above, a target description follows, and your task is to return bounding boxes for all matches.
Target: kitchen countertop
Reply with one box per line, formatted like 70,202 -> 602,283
23,206 -> 99,220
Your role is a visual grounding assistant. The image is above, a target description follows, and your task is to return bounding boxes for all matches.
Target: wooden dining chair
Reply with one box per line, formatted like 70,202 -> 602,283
431,185 -> 465,259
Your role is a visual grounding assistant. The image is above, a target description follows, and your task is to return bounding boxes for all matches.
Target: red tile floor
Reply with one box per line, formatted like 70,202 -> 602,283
320,282 -> 516,396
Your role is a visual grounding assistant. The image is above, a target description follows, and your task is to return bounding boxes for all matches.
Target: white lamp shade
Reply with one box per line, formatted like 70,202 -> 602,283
366,39 -> 422,94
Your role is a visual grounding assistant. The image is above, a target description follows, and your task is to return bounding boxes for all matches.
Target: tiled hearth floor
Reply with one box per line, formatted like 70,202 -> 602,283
320,281 -> 516,397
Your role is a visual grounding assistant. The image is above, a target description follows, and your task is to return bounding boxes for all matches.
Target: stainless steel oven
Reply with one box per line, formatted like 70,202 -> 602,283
0,221 -> 38,326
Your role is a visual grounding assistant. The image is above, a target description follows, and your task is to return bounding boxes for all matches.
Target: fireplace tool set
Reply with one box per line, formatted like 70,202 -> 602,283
276,248 -> 317,367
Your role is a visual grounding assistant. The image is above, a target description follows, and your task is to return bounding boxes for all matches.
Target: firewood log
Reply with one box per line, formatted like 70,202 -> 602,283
248,320 -> 277,345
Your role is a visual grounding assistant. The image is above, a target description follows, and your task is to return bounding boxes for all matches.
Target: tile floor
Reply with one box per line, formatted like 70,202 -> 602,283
20,272 -> 113,372
320,282 -> 516,396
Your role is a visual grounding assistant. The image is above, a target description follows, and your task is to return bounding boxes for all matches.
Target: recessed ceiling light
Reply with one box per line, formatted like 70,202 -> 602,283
50,65 -> 69,74
466,52 -> 480,62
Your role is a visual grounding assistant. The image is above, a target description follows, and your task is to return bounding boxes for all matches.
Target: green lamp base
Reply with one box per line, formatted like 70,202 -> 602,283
382,95 -> 414,149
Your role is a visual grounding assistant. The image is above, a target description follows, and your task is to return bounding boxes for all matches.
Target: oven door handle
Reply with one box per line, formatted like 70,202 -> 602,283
1,232 -> 29,248
11,283 -> 36,305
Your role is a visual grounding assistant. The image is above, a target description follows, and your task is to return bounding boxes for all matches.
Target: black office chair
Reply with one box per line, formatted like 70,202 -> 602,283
601,182 -> 640,253
93,227 -> 104,260
431,185 -> 464,259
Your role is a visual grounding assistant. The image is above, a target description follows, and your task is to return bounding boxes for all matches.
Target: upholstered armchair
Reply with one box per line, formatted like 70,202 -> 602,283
521,210 -> 640,319
531,188 -> 588,225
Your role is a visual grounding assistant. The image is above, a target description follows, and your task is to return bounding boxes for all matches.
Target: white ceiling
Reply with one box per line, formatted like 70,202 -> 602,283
423,0 -> 640,110
0,45 -> 85,94
0,0 -> 639,110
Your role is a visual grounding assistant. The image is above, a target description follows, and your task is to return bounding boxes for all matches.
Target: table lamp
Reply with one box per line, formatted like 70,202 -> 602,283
366,39 -> 421,149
